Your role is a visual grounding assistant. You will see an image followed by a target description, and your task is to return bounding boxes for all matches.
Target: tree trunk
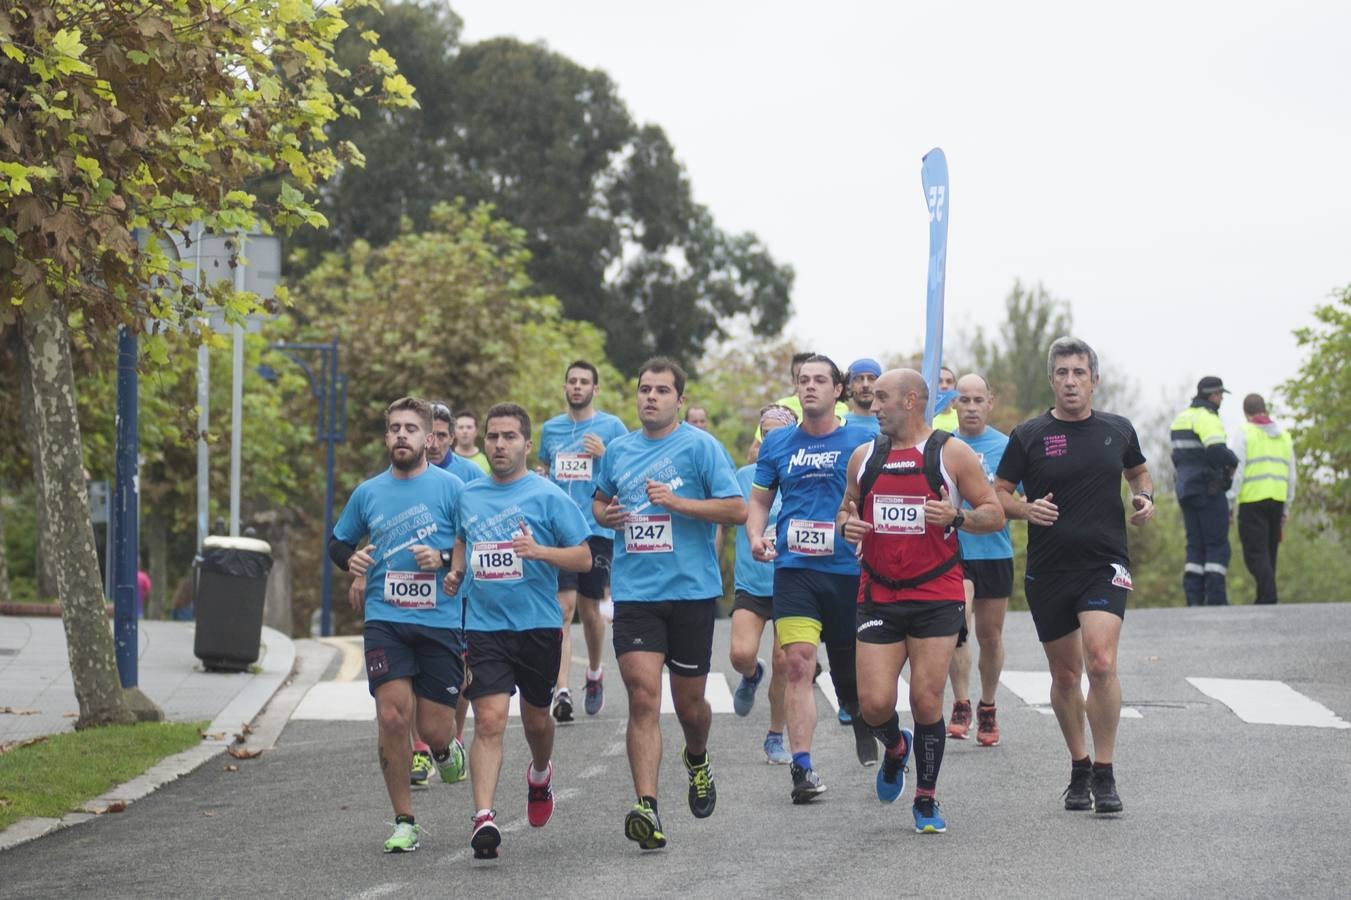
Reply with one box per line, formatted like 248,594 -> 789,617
18,336 -> 62,601
20,296 -> 134,728
0,488 -> 10,602
145,509 -> 168,620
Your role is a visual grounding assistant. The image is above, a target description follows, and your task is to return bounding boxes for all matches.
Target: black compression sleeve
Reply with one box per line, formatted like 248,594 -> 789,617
328,537 -> 356,571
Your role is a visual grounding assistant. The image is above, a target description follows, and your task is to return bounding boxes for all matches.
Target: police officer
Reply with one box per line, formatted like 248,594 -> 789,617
1170,376 -> 1239,606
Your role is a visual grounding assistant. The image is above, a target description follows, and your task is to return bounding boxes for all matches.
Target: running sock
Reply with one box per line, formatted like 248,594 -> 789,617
977,700 -> 996,709
1072,755 -> 1092,771
640,795 -> 658,814
792,752 -> 812,771
685,749 -> 707,767
475,808 -> 492,820
529,763 -> 551,784
586,667 -> 603,681
431,746 -> 451,763
1093,762 -> 1113,774
412,740 -> 431,753
915,787 -> 936,800
766,730 -> 784,740
870,712 -> 906,755
914,718 -> 946,792
396,814 -> 415,825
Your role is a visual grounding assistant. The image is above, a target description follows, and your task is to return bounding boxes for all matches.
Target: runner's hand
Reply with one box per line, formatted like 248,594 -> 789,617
646,479 -> 680,512
598,496 -> 627,529
841,499 -> 873,543
582,433 -> 606,457
409,543 -> 441,571
924,486 -> 959,527
1027,493 -> 1058,527
348,544 -> 376,577
512,520 -> 542,559
751,534 -> 777,562
1129,492 -> 1155,525
442,569 -> 465,595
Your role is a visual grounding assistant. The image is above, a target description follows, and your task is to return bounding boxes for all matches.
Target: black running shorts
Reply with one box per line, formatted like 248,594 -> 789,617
557,536 -> 613,598
364,620 -> 465,707
732,590 -> 774,620
612,599 -> 716,676
1024,564 -> 1130,643
855,601 -> 965,645
961,557 -> 1014,601
463,628 -> 562,709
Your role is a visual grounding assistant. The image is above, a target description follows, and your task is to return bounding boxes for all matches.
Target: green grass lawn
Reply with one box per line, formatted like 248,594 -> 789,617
0,722 -> 205,831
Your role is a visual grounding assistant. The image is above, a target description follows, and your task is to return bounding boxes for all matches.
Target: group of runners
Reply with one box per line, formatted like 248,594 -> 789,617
327,335 -> 1155,856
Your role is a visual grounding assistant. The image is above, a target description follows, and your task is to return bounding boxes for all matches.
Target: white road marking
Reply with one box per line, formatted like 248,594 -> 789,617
816,672 -> 910,713
999,670 -> 1142,718
1186,677 -> 1351,728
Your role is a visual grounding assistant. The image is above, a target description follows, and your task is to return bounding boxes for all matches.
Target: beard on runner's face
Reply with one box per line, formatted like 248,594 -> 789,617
389,439 -> 423,471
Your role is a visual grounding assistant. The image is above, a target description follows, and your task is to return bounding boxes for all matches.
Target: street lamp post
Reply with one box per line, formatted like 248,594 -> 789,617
266,338 -> 346,636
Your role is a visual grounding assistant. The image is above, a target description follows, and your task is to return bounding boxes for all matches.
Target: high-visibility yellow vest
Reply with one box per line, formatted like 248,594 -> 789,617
932,407 -> 958,432
1238,424 -> 1293,504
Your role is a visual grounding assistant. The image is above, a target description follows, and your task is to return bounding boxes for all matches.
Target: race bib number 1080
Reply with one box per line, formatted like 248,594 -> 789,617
384,571 -> 436,609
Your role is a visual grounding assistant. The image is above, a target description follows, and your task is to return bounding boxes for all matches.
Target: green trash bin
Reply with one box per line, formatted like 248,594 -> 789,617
193,536 -> 273,672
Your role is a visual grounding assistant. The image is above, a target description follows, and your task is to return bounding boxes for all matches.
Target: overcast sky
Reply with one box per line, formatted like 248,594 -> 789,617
451,0 -> 1350,430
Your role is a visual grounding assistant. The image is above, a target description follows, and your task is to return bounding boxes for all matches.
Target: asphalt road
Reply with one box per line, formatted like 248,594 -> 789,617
4,603 -> 1350,899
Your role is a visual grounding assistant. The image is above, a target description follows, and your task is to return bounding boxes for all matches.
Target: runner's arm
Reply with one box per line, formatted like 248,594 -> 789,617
836,445 -> 871,543
944,441 -> 1005,535
1124,463 -> 1155,525
648,483 -> 747,526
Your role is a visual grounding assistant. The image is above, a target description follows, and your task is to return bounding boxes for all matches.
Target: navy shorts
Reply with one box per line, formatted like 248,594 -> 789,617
557,536 -> 613,598
1024,564 -> 1130,643
772,567 -> 859,647
962,557 -> 1014,600
363,619 -> 465,708
612,600 -> 716,676
732,590 -> 774,620
856,601 -> 965,645
464,628 -> 562,709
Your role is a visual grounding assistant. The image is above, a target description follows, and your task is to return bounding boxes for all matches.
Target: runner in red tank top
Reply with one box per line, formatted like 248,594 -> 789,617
836,369 -> 1004,833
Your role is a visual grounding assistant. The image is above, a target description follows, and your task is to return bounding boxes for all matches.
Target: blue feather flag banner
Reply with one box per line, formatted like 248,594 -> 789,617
921,148 -> 949,423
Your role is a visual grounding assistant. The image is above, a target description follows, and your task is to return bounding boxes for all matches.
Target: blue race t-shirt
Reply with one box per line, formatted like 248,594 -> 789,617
332,465 -> 464,629
754,422 -> 872,575
593,422 -> 742,602
954,427 -> 1014,560
537,410 -> 630,537
735,464 -> 779,597
457,473 -> 591,632
844,413 -> 881,437
435,451 -> 485,483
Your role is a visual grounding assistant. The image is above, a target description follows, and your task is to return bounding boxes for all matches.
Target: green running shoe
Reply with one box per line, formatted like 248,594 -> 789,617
624,800 -> 667,850
383,820 -> 421,853
410,750 -> 433,787
683,748 -> 717,818
437,738 -> 467,784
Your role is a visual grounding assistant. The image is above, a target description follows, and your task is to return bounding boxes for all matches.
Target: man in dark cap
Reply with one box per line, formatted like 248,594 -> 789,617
1169,376 -> 1239,606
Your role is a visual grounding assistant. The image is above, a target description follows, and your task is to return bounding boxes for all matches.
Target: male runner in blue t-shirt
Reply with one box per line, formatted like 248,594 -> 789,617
844,357 -> 882,436
536,360 -> 630,722
730,404 -> 796,764
442,403 -> 592,861
946,373 -> 1015,748
593,357 -> 746,851
328,396 -> 465,854
747,354 -> 876,803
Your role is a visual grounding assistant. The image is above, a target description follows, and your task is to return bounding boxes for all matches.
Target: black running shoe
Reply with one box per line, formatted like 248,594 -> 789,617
1062,766 -> 1093,811
683,748 -> 717,818
849,708 -> 878,767
1091,768 -> 1123,814
552,689 -> 574,724
790,763 -> 826,804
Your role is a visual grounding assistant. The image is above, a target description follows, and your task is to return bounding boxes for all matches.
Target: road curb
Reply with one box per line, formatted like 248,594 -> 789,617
0,626 -> 297,852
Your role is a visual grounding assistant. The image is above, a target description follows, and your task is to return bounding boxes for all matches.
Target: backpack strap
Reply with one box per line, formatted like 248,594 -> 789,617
923,429 -> 952,497
857,435 -> 892,505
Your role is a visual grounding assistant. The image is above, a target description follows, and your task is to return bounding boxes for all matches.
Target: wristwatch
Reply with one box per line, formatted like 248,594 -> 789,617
949,511 -> 965,531
1134,491 -> 1154,503
439,548 -> 453,568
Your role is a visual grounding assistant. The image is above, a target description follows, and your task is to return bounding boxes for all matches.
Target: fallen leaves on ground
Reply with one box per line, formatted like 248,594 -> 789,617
226,746 -> 263,760
200,731 -> 225,741
224,764 -> 239,772
105,801 -> 128,813
0,707 -> 40,715
0,736 -> 48,756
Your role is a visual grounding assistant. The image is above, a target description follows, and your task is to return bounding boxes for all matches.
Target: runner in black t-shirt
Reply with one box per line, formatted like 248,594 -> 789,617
994,337 -> 1155,816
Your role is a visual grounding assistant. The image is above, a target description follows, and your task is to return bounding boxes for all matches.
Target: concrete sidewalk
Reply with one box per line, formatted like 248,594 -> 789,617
0,615 -> 295,849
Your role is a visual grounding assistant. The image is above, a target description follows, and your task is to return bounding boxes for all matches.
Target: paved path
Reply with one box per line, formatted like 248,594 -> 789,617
2,603 -> 1348,898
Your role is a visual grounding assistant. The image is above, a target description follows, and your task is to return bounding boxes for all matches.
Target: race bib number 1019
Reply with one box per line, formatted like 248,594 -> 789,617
872,494 -> 926,535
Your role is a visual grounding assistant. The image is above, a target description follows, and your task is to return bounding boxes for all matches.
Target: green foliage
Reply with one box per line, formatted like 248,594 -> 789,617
682,337 -> 801,465
293,6 -> 793,373
0,0 -> 413,333
1281,284 -> 1351,540
0,721 -> 204,830
964,281 -> 1073,424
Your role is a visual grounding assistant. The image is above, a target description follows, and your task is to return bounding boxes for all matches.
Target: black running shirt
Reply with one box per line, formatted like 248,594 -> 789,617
996,410 -> 1146,575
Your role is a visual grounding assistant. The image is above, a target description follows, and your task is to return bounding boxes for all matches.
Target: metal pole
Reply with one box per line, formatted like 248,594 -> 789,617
229,233 -> 245,537
320,340 -> 337,637
112,325 -> 139,687
195,223 -> 210,549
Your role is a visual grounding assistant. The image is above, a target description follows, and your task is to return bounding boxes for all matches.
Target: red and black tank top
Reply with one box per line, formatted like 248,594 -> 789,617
857,440 -> 964,604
